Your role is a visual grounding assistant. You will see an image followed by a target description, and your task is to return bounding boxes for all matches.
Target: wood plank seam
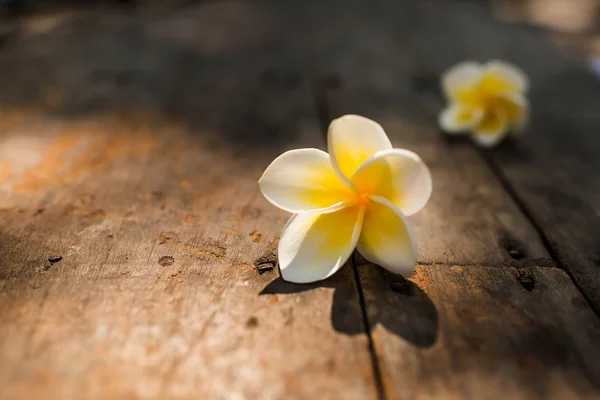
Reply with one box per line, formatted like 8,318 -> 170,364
350,253 -> 386,400
312,69 -> 600,397
472,144 -> 600,319
415,261 -> 556,268
415,262 -> 562,270
310,79 -> 386,400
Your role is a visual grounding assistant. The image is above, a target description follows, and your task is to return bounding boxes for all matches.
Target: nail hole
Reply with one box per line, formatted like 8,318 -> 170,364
158,256 -> 174,266
256,262 -> 275,274
389,279 -> 412,295
254,252 -> 277,275
508,249 -> 525,259
246,316 -> 259,328
517,274 -> 535,292
500,234 -> 527,260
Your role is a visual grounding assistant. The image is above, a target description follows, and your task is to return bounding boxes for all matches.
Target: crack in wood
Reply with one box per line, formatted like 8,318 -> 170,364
473,144 -> 600,319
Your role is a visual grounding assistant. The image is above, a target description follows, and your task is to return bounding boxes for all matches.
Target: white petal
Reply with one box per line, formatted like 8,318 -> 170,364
484,60 -> 529,93
278,206 -> 365,283
442,61 -> 483,101
471,133 -> 507,148
259,148 -> 356,214
351,149 -> 432,216
472,109 -> 509,148
327,115 -> 392,184
439,104 -> 484,134
357,195 -> 417,276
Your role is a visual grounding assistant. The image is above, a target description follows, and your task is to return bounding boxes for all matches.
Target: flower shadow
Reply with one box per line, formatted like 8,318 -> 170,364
359,265 -> 439,348
259,264 -> 439,349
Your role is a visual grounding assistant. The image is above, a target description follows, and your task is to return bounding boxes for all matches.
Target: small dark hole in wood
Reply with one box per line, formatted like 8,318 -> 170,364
254,252 -> 277,274
389,280 -> 412,295
256,262 -> 275,274
517,275 -> 535,292
508,249 -> 525,259
158,256 -> 174,266
245,316 -> 259,328
500,234 -> 527,260
48,256 -> 62,263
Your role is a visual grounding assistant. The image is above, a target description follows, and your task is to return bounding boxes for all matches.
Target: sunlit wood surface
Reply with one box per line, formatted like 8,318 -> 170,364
0,1 -> 599,399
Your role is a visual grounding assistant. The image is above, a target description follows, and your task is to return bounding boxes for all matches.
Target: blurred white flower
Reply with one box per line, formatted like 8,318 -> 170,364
259,115 -> 432,283
439,61 -> 529,147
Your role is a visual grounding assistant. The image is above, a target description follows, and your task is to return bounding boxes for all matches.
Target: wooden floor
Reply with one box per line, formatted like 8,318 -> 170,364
0,1 -> 599,399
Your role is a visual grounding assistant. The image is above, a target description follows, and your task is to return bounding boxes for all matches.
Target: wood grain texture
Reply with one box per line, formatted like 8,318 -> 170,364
0,4 -> 378,399
357,262 -> 600,400
325,72 -> 600,400
395,0 -> 600,314
1,1 -> 600,399
321,0 -> 600,312
317,1 -> 600,398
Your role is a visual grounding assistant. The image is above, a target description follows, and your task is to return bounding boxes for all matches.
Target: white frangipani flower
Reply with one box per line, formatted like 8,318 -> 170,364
439,60 -> 529,147
259,115 -> 432,283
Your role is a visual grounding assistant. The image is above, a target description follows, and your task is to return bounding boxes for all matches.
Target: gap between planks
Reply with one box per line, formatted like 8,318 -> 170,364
309,74 -> 597,399
351,253 -> 386,400
310,77 -> 386,400
471,144 -> 600,319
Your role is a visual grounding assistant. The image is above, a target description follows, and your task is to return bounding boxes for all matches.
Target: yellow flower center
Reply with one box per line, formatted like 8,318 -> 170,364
357,192 -> 371,206
457,71 -> 518,110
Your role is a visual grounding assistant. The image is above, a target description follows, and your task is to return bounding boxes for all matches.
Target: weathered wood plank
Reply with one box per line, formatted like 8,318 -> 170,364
317,0 -> 600,397
324,77 -> 600,400
359,263 -> 600,399
377,0 -> 600,314
0,4 -> 378,399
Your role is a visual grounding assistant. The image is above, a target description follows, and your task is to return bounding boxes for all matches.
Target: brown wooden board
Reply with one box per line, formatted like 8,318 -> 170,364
418,0 -> 600,315
1,0 -> 600,398
318,0 -> 600,397
315,0 -> 600,313
325,84 -> 600,400
0,4 -> 378,399
372,0 -> 600,316
358,263 -> 600,400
